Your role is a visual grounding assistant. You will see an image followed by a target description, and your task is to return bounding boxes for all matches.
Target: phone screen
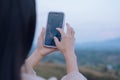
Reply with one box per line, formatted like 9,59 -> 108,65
44,12 -> 64,47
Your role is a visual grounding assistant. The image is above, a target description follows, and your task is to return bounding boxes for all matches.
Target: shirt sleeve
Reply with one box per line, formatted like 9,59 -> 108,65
21,62 -> 87,80
61,71 -> 87,80
21,62 -> 46,80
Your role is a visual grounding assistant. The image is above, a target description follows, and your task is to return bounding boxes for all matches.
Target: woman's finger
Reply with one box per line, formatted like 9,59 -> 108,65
54,37 -> 60,47
66,23 -> 73,37
71,27 -> 75,37
66,23 -> 71,35
66,23 -> 74,37
56,28 -> 65,37
70,27 -> 73,37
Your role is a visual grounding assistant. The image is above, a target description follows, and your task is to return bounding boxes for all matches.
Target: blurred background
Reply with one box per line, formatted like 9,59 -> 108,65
30,0 -> 120,80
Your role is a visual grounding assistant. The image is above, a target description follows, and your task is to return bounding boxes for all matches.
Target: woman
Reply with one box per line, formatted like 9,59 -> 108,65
0,0 -> 87,80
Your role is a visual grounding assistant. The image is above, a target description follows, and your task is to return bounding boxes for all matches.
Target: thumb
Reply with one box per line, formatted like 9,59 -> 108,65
39,27 -> 45,43
41,27 -> 45,39
54,37 -> 60,46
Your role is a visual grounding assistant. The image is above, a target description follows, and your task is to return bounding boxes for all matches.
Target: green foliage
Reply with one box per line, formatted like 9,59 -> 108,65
34,63 -> 120,80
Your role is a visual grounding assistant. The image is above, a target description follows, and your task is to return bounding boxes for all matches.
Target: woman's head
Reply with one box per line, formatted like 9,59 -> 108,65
0,0 -> 36,80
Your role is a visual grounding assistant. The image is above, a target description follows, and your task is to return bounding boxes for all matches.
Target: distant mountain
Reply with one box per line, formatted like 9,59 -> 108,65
29,38 -> 120,70
77,38 -> 120,51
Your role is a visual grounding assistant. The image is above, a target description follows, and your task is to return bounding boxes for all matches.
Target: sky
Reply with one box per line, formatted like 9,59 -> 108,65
33,0 -> 120,44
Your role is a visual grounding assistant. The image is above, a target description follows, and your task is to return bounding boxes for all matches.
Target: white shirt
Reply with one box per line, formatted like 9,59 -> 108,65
21,63 -> 87,80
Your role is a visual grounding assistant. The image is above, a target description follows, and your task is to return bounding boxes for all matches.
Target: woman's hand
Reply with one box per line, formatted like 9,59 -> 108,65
26,28 -> 57,68
54,23 -> 75,56
37,28 -> 57,57
54,23 -> 79,73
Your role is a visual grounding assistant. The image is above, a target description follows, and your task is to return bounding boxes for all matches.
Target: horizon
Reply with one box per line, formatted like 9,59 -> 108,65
32,0 -> 120,45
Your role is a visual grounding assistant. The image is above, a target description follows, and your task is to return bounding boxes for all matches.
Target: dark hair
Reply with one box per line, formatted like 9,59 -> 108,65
0,0 -> 36,80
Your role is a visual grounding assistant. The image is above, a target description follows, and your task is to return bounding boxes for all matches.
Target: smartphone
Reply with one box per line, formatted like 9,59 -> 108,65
44,12 -> 65,48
